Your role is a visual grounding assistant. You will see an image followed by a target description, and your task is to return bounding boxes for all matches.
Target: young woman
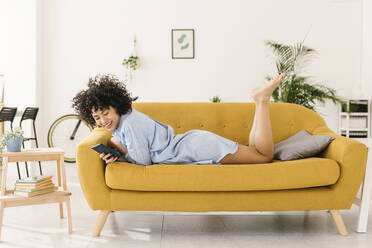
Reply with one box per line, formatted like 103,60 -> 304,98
72,73 -> 286,166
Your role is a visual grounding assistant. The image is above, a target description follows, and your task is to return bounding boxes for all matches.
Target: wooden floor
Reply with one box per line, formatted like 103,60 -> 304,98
0,162 -> 371,247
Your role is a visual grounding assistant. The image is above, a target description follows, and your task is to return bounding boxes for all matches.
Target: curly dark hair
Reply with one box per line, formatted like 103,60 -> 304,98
72,74 -> 134,127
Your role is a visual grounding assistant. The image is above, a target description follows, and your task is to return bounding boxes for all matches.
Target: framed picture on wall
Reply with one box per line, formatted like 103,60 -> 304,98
171,29 -> 195,59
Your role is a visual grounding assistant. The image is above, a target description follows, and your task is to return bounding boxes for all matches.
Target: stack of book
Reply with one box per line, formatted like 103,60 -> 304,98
14,175 -> 57,197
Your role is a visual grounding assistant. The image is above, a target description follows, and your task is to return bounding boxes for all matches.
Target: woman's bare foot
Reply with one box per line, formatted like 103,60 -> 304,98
251,73 -> 286,102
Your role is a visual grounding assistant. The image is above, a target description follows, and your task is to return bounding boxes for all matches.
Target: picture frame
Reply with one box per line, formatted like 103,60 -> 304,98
171,29 -> 195,59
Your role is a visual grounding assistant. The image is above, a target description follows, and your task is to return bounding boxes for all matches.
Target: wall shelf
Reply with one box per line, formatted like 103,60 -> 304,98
339,99 -> 371,138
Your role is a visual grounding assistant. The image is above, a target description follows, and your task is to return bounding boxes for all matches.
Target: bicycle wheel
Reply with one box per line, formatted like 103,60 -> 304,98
47,114 -> 93,163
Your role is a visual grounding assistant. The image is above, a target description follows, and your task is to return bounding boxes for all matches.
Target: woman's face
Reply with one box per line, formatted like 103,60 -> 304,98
91,106 -> 120,131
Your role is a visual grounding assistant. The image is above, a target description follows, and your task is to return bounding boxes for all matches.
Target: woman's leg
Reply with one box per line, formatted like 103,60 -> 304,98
220,100 -> 273,164
248,107 -> 257,147
252,99 -> 273,158
220,73 -> 286,164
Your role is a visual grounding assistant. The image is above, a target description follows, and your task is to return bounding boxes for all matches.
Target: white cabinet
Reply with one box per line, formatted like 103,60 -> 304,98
339,99 -> 370,138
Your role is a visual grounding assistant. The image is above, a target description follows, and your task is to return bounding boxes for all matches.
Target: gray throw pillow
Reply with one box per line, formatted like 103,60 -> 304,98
274,130 -> 335,160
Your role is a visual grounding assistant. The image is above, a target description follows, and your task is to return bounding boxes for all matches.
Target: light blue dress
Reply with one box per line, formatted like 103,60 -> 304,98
112,108 -> 239,166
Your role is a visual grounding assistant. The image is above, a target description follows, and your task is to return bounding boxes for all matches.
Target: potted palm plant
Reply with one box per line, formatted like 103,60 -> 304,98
266,40 -> 348,113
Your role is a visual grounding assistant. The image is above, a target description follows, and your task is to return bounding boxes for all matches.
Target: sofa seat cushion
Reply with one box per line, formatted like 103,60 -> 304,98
105,157 -> 340,192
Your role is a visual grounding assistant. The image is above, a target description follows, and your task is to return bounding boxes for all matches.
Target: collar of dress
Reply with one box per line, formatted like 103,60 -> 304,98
112,108 -> 134,135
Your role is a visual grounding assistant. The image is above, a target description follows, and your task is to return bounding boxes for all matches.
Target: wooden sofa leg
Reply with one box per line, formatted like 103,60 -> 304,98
329,210 -> 348,236
93,210 -> 111,237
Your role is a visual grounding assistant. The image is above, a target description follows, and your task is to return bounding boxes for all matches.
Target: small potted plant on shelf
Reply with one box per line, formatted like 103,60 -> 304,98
210,96 -> 221,103
0,126 -> 24,152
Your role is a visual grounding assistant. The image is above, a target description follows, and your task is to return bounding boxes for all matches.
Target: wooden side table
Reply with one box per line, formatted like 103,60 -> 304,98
353,138 -> 372,232
0,148 -> 72,240
0,102 -> 4,135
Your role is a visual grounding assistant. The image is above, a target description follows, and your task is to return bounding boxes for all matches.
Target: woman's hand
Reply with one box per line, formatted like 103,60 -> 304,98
99,152 -> 118,164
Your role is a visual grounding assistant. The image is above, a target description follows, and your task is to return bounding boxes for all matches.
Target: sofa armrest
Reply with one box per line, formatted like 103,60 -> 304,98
312,126 -> 368,201
76,127 -> 112,210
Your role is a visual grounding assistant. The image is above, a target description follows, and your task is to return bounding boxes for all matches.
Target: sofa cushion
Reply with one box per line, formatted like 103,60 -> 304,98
105,157 -> 340,191
274,130 -> 335,160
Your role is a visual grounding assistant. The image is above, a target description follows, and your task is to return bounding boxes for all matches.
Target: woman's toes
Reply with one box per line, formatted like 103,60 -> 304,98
250,73 -> 285,102
271,73 -> 286,85
278,73 -> 286,82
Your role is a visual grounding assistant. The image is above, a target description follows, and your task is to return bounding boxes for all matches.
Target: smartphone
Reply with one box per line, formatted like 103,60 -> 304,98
91,144 -> 123,159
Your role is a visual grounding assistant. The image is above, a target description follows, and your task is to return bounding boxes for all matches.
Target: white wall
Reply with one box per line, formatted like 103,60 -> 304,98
361,0 -> 372,97
0,0 -> 37,139
37,0 -> 362,146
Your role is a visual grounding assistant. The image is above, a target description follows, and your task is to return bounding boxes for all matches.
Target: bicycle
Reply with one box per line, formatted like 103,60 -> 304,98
47,114 -> 93,163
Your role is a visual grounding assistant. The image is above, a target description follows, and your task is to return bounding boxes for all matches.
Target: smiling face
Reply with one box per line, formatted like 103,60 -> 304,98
91,106 -> 120,131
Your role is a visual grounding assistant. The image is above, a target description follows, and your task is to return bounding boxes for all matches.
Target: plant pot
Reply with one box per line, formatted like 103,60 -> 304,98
6,136 -> 23,152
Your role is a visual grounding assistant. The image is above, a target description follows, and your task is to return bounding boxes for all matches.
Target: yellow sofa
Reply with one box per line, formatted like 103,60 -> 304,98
76,102 -> 368,237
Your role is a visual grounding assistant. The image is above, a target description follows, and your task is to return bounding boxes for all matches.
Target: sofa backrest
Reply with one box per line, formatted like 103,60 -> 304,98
132,102 -> 328,145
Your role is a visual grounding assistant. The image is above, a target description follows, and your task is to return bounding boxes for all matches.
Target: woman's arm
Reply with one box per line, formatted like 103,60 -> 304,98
99,136 -> 128,163
108,136 -> 128,155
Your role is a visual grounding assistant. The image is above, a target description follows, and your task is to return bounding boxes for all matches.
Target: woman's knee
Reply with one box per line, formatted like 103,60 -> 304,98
262,154 -> 274,163
220,144 -> 273,164
253,146 -> 274,162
